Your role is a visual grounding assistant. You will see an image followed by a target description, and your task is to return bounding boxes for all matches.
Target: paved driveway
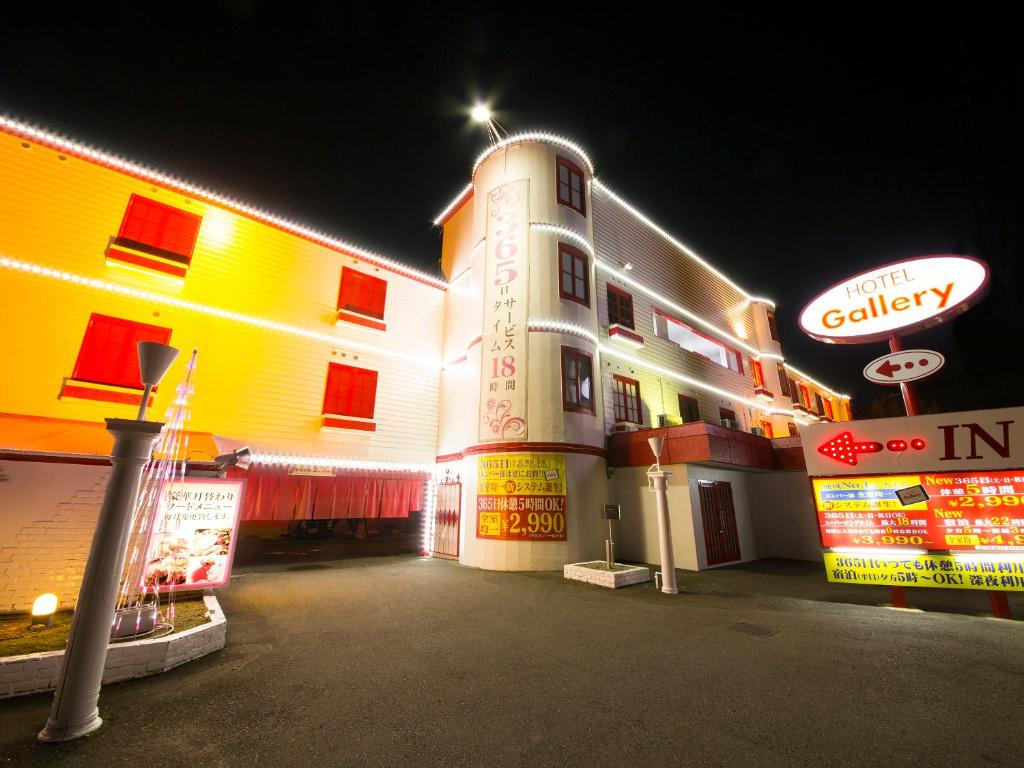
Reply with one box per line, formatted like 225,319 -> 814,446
2,556 -> 1022,767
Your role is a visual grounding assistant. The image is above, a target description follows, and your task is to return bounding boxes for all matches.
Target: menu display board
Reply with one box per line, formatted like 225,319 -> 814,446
144,478 -> 244,590
477,454 -> 566,541
813,470 -> 1024,551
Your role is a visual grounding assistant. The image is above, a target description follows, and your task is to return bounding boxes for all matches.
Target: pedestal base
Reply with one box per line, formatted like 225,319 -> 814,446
564,562 -> 651,588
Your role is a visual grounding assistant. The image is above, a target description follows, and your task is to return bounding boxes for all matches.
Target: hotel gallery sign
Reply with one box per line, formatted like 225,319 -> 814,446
477,454 -> 567,541
479,179 -> 530,442
798,254 -> 989,344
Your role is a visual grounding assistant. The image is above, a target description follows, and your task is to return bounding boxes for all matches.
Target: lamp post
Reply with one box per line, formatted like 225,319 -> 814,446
646,436 -> 678,595
39,342 -> 178,743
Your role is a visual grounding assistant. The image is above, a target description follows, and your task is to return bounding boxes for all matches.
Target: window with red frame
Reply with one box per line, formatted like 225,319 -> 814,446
823,398 -> 835,420
759,420 -> 774,438
719,407 -> 737,425
72,314 -> 172,389
788,422 -> 798,437
612,375 -> 642,423
559,244 -> 590,307
776,363 -> 790,397
799,384 -> 812,409
654,310 -> 743,373
561,346 -> 594,414
814,392 -> 825,416
751,359 -> 765,388
338,268 -> 387,320
606,284 -> 635,329
556,156 -> 586,215
766,309 -> 779,342
115,194 -> 201,265
679,394 -> 700,423
323,363 -> 378,419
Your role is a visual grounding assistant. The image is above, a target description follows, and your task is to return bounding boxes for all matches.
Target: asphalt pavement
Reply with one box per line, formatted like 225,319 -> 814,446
1,555 -> 1022,767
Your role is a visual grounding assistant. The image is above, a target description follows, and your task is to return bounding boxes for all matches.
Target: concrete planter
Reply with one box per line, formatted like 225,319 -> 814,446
0,594 -> 226,699
564,562 -> 651,588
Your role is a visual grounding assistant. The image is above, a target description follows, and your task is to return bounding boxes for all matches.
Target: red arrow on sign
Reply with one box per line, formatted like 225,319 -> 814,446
875,360 -> 901,378
818,432 -> 884,466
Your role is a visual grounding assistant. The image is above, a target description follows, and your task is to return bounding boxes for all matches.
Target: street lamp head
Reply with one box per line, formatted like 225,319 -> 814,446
470,103 -> 492,123
137,342 -> 179,388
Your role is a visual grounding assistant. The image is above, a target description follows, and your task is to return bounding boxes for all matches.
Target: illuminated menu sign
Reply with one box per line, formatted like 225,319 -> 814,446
813,470 -> 1024,551
477,454 -> 566,541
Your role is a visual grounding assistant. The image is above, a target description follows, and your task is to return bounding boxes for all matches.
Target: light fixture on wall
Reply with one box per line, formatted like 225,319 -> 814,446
215,446 -> 252,475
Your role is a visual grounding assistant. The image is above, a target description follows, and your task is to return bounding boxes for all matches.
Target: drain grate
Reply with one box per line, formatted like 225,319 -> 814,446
729,622 -> 777,638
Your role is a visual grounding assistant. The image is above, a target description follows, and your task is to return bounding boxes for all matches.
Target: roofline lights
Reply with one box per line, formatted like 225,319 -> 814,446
0,255 -> 443,368
431,182 -> 474,226
528,319 -> 599,345
472,131 -> 595,177
591,179 -> 774,307
783,363 -> 851,400
0,115 -> 447,290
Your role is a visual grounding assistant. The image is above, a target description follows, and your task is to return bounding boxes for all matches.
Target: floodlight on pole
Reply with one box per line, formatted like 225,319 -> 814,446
470,101 -> 508,145
471,103 -> 492,123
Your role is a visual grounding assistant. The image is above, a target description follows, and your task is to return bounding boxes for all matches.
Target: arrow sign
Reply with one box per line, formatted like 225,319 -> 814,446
818,432 -> 884,466
863,349 -> 945,386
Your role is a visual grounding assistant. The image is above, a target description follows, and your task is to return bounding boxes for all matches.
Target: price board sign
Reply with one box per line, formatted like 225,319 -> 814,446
477,453 -> 567,541
824,552 -> 1024,591
813,470 -> 1024,551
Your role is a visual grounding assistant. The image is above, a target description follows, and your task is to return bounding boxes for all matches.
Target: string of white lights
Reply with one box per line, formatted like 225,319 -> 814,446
249,452 -> 436,472
530,223 -> 594,256
783,363 -> 850,400
0,255 -> 443,368
592,179 -> 774,307
0,115 -> 447,290
527,319 -> 599,345
431,182 -> 474,226
471,131 -> 595,176
600,344 -> 797,417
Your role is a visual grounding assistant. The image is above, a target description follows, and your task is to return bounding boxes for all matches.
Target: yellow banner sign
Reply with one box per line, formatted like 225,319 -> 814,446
823,552 -> 1024,591
477,454 -> 565,496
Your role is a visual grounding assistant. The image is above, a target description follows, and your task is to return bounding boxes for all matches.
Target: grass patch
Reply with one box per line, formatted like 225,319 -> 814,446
0,597 -> 211,657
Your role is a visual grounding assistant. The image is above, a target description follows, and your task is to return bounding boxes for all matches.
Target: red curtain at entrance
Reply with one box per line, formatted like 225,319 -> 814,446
237,465 -> 426,522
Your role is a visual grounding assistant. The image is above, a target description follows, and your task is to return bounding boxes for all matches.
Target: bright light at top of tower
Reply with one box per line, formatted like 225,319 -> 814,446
470,103 -> 492,123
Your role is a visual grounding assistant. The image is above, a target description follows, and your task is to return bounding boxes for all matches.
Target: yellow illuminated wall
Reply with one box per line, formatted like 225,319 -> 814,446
0,129 -> 445,461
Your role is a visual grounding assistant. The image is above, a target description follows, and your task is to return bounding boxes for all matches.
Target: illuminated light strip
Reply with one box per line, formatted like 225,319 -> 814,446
830,547 -> 928,556
592,179 -> 773,306
472,131 -> 595,176
432,182 -> 474,226
528,319 -> 599,346
530,223 -> 593,256
783,363 -> 850,400
250,452 -> 435,473
0,115 -> 447,290
0,255 -> 443,368
600,344 -> 795,416
596,260 -> 768,358
422,476 -> 439,556
951,552 -> 1024,561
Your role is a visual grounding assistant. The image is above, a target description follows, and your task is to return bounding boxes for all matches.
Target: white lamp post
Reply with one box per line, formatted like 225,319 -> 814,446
39,341 -> 178,743
646,436 -> 678,595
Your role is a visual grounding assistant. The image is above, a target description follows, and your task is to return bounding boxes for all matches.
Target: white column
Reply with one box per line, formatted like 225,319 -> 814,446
39,418 -> 163,743
647,469 -> 678,594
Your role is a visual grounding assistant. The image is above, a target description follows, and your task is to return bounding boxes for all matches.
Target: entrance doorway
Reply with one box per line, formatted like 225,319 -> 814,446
698,480 -> 741,565
432,480 -> 461,559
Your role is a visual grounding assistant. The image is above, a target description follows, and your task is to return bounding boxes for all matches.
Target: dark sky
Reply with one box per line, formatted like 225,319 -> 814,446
1,5 -> 1020,415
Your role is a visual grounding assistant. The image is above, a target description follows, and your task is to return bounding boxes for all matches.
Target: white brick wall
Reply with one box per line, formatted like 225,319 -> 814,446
0,594 -> 226,699
564,562 -> 651,588
0,461 -> 110,613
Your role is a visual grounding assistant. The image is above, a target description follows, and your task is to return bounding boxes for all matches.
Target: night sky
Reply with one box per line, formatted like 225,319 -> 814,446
2,6 -> 1020,415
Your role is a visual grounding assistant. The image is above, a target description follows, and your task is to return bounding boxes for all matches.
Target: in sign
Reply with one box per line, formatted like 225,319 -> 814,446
799,254 -> 989,344
862,349 -> 945,386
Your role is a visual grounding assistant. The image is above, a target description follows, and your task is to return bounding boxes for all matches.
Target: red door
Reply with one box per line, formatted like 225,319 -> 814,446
698,480 -> 741,565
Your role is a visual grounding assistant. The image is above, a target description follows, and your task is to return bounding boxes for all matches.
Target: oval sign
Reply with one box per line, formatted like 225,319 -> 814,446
862,349 -> 945,386
799,254 -> 989,344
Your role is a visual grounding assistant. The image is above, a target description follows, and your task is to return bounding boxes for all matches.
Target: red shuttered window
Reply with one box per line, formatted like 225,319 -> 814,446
751,359 -> 765,388
556,156 -> 586,216
766,309 -> 779,342
323,363 -> 378,419
606,284 -> 635,329
116,194 -> 201,264
823,398 -> 835,420
72,314 -> 173,389
338,268 -> 388,320
561,346 -> 595,414
612,375 -> 642,423
776,363 -> 790,397
558,244 -> 590,307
